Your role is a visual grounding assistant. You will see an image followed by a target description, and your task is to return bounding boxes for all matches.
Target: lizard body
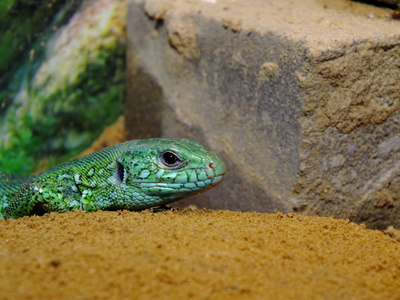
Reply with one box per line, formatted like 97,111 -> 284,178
0,139 -> 226,219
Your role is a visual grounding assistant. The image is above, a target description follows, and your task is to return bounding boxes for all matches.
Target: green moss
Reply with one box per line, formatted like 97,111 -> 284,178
0,0 -> 80,80
0,0 -> 16,19
0,0 -> 127,174
0,115 -> 40,173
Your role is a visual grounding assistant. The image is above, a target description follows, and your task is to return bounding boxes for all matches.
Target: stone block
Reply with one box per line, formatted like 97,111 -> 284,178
127,0 -> 400,229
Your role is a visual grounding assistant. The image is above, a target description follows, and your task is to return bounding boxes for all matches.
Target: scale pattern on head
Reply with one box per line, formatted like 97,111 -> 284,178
115,139 -> 226,208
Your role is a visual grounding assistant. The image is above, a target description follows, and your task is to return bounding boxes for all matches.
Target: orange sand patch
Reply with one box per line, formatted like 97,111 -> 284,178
0,209 -> 399,299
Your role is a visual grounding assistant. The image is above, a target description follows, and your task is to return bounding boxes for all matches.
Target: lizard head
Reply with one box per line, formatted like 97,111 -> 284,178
116,138 -> 226,207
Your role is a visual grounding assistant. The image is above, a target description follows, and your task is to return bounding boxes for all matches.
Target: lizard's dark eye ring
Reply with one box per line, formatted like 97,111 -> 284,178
159,151 -> 182,168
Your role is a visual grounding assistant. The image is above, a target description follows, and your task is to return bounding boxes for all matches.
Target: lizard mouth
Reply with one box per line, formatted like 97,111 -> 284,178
138,158 -> 226,193
139,168 -> 225,193
210,175 -> 224,187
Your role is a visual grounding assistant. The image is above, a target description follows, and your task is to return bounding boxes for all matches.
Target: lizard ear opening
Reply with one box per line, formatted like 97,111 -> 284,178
116,161 -> 125,184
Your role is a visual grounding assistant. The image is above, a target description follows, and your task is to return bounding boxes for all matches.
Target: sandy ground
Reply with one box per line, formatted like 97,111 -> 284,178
17,115 -> 399,299
0,209 -> 399,299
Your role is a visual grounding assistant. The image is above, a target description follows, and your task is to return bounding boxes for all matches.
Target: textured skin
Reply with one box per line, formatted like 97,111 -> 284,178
0,139 -> 226,219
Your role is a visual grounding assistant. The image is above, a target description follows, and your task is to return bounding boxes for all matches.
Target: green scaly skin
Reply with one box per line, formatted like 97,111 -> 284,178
0,139 -> 226,219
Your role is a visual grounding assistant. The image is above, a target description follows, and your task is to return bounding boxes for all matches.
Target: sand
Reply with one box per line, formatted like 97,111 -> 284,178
0,209 -> 399,299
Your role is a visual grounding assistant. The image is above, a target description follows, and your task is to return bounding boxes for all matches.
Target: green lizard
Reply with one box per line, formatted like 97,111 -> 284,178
0,139 -> 226,219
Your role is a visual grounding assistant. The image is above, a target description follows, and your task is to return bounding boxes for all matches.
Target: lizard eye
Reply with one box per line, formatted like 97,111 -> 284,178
159,151 -> 182,168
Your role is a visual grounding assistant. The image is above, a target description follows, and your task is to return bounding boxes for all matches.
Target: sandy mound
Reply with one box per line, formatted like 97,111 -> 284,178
0,209 -> 399,299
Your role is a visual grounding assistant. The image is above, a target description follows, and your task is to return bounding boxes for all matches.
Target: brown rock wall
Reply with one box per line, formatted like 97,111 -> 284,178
127,0 -> 400,229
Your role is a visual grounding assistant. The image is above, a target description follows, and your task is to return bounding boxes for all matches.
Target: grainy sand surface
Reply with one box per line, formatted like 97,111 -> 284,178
0,209 -> 399,299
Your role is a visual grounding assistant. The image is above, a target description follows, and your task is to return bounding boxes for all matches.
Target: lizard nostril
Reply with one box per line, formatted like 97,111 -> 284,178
209,162 -> 216,169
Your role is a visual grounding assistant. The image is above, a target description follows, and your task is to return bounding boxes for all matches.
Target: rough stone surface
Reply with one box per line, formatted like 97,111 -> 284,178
127,0 -> 400,229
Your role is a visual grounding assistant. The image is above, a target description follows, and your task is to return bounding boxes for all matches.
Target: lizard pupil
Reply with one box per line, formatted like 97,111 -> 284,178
160,151 -> 181,168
